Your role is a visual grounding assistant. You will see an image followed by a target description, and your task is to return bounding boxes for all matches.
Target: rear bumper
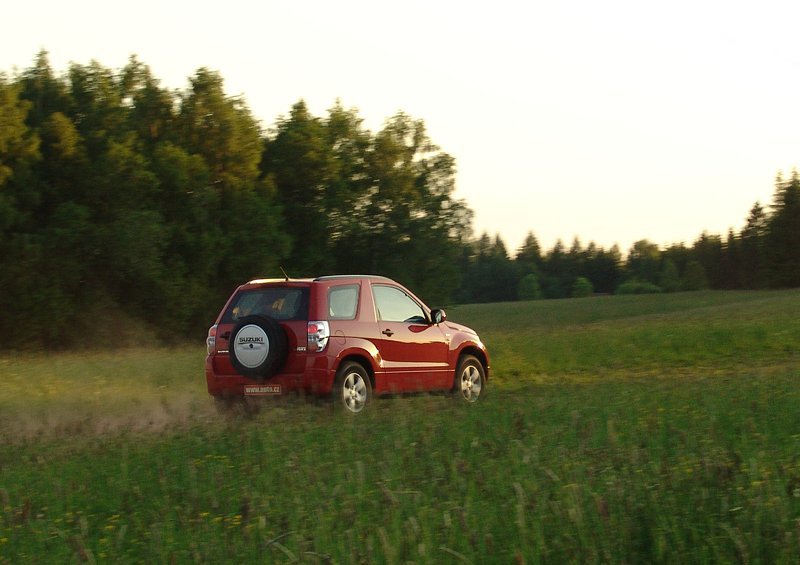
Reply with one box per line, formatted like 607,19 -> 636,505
205,355 -> 335,397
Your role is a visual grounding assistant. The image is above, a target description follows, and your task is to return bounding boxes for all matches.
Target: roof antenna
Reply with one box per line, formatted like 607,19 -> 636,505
279,266 -> 290,281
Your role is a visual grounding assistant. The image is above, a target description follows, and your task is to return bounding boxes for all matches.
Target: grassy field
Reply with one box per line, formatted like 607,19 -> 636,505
1,290 -> 799,562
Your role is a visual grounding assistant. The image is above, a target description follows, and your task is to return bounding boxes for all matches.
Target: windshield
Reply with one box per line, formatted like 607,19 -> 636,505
222,286 -> 309,323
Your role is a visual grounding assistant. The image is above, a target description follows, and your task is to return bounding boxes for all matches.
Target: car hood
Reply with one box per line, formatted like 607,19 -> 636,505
445,321 -> 478,336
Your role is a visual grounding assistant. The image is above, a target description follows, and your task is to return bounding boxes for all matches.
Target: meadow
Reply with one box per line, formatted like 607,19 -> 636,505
1,290 -> 799,562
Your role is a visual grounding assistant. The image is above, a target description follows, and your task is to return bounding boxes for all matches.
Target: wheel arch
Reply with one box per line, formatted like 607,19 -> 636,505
457,345 -> 490,381
335,353 -> 377,390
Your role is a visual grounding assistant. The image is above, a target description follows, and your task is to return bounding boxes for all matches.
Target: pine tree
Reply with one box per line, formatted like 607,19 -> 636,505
740,202 -> 768,288
766,171 -> 800,287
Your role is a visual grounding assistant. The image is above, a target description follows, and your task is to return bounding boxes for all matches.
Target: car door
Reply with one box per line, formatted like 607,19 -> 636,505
372,284 -> 450,392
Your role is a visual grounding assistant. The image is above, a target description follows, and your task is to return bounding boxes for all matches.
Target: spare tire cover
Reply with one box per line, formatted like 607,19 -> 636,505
229,315 -> 288,379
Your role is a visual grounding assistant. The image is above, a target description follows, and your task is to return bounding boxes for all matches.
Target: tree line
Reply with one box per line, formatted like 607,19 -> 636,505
460,171 -> 799,303
0,53 -> 471,346
1,53 -> 798,347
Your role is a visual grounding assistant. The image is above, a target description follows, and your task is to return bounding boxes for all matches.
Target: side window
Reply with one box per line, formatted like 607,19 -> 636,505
373,285 -> 426,323
328,284 -> 359,320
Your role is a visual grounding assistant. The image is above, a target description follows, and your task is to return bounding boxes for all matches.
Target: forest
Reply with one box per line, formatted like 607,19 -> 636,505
1,52 -> 799,347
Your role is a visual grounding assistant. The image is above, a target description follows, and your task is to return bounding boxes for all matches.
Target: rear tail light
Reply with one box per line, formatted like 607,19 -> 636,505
207,324 -> 218,355
307,321 -> 330,352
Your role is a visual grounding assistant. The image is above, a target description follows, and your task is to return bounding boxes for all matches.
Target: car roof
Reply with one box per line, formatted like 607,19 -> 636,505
245,275 -> 394,285
245,277 -> 314,285
313,275 -> 393,283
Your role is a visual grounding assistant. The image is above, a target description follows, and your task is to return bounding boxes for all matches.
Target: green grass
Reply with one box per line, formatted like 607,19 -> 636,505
1,290 -> 800,562
0,348 -> 209,436
453,290 -> 800,382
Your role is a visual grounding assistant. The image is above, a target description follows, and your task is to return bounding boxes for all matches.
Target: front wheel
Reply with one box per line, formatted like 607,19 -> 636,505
334,362 -> 372,414
454,355 -> 485,403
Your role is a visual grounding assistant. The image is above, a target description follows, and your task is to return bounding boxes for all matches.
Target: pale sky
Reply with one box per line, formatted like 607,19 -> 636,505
4,0 -> 799,255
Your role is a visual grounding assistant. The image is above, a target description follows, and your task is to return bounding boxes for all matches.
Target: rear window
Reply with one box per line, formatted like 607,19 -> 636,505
222,286 -> 309,323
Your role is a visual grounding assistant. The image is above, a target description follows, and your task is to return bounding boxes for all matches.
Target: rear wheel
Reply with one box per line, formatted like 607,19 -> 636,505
454,355 -> 485,403
334,362 -> 372,414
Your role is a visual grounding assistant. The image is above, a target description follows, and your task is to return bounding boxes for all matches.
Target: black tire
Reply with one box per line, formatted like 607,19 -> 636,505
229,315 -> 288,380
453,355 -> 485,403
333,361 -> 372,414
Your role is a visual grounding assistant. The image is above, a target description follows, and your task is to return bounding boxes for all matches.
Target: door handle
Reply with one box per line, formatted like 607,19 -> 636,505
382,329 -> 394,337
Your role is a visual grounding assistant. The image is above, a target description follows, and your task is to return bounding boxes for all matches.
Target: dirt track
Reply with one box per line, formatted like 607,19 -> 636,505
0,393 -> 221,442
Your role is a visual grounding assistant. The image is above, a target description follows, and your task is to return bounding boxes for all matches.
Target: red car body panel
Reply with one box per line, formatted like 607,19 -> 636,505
205,275 -> 489,399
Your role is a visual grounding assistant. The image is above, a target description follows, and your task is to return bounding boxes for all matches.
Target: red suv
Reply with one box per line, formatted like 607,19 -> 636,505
205,275 -> 489,413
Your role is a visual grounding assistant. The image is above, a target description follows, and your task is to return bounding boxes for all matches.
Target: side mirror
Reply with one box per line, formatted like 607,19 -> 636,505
431,309 -> 447,324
